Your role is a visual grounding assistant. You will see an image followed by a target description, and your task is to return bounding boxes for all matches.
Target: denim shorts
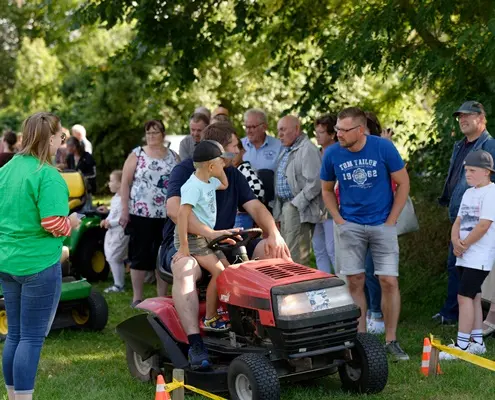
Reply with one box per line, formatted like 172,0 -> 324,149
335,221 -> 399,277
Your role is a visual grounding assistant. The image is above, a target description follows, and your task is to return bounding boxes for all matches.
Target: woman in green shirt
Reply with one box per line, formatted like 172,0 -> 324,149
0,112 -> 80,400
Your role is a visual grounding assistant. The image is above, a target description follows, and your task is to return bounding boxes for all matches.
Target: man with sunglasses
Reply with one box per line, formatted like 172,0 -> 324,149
435,101 -> 495,325
321,107 -> 410,361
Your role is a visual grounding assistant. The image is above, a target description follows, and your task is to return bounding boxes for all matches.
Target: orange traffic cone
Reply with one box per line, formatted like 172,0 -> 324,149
155,375 -> 170,400
421,337 -> 442,376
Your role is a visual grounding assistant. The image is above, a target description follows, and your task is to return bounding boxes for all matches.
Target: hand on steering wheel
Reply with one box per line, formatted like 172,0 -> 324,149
208,228 -> 263,253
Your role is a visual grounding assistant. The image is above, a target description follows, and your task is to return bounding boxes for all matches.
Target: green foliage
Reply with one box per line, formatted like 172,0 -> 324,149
10,37 -> 63,114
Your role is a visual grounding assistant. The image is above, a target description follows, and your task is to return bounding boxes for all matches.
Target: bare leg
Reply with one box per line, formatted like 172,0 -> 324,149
155,270 -> 168,297
347,273 -> 367,333
458,294 -> 474,334
252,239 -> 267,260
483,302 -> 495,325
473,293 -> 483,331
6,387 -> 14,400
172,256 -> 202,335
378,275 -> 401,342
194,254 -> 225,319
16,394 -> 32,400
130,269 -> 146,302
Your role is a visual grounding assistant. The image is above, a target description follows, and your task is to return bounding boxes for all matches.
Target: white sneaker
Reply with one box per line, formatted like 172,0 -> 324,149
468,342 -> 486,355
439,343 -> 467,360
367,318 -> 385,334
104,285 -> 125,293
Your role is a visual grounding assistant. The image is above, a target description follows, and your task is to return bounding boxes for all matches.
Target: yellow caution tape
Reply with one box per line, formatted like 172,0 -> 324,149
164,379 -> 227,400
430,334 -> 495,372
183,384 -> 227,400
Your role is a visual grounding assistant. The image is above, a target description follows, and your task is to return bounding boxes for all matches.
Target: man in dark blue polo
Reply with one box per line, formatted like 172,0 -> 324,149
161,122 -> 290,368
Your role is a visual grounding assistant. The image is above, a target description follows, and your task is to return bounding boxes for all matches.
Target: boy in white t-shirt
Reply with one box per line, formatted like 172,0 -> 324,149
173,140 -> 236,333
441,150 -> 495,360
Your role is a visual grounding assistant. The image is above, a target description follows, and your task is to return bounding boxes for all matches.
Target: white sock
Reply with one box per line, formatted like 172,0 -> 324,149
456,331 -> 470,350
471,329 -> 483,345
108,260 -> 126,288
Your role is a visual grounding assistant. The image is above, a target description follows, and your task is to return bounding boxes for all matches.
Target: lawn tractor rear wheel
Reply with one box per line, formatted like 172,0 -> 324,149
228,353 -> 280,400
73,231 -> 109,282
72,290 -> 108,331
339,333 -> 388,394
0,300 -> 7,342
126,344 -> 160,382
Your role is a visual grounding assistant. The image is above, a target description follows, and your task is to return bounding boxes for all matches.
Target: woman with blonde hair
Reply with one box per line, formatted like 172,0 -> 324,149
0,112 -> 81,400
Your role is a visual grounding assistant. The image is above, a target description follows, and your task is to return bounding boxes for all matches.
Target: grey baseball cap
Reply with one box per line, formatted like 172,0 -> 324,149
463,150 -> 495,173
453,101 -> 486,117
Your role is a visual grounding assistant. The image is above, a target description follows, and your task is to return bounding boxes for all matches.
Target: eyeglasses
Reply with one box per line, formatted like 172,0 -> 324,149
244,123 -> 264,131
456,113 -> 480,121
334,125 -> 361,133
146,130 -> 162,136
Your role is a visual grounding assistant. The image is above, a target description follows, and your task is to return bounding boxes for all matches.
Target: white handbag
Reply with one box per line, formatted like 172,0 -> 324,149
396,196 -> 419,236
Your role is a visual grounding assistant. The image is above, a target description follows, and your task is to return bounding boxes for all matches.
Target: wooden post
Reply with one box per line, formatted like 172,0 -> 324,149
172,369 -> 185,400
428,346 -> 440,377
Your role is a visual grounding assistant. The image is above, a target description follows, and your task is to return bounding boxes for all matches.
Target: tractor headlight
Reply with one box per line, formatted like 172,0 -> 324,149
276,285 -> 354,317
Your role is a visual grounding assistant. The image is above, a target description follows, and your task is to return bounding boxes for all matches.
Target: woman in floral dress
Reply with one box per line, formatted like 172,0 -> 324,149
120,120 -> 180,307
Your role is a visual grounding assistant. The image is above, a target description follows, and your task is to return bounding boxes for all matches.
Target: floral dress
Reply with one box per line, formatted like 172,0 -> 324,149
129,147 -> 179,218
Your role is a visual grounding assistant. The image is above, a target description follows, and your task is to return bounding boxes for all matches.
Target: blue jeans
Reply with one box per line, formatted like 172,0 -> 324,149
364,250 -> 383,319
0,262 -> 62,394
439,243 -> 459,320
234,213 -> 254,229
312,219 -> 336,274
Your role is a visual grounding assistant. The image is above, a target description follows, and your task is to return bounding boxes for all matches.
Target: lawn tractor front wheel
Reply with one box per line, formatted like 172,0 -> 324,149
339,332 -> 388,394
71,290 -> 108,331
126,344 -> 160,382
0,300 -> 7,342
228,353 -> 280,400
73,231 -> 109,282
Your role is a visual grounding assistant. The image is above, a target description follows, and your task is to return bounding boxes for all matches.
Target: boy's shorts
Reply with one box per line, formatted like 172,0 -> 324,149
174,233 -> 225,260
457,266 -> 490,299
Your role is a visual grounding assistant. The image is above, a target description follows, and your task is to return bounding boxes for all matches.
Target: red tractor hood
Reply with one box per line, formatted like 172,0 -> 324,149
216,258 -> 335,326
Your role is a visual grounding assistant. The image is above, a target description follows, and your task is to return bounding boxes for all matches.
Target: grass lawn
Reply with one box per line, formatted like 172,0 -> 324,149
0,275 -> 493,400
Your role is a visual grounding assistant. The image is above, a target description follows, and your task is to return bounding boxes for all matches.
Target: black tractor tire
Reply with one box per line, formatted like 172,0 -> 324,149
72,290 -> 108,331
338,333 -> 388,394
0,299 -> 7,342
126,344 -> 160,383
72,230 -> 109,282
228,353 -> 280,400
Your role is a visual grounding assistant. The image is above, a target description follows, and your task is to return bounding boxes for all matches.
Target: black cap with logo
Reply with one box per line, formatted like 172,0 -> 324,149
453,101 -> 486,117
193,140 -> 234,162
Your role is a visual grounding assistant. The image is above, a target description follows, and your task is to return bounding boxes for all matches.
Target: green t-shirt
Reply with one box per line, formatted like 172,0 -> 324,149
0,155 -> 69,276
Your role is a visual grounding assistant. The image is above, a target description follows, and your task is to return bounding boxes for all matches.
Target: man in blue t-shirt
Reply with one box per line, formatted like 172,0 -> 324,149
162,122 -> 291,369
320,107 -> 410,361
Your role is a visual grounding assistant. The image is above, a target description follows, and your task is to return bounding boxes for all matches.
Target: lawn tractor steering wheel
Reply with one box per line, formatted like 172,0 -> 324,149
208,228 -> 263,253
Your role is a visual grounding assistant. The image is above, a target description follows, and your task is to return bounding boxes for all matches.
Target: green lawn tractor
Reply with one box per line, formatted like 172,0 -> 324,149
0,275 -> 108,341
61,171 -> 110,282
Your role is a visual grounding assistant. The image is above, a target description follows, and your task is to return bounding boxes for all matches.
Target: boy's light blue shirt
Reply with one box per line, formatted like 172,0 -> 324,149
180,174 -> 221,229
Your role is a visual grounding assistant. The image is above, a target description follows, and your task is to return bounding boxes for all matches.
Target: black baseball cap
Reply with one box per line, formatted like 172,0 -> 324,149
453,101 -> 486,117
464,150 -> 495,173
193,140 -> 234,162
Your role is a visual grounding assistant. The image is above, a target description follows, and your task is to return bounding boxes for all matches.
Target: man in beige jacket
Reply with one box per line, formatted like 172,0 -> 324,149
273,115 -> 324,265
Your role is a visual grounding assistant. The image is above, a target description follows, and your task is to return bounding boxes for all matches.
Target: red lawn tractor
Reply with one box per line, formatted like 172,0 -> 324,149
117,229 -> 388,400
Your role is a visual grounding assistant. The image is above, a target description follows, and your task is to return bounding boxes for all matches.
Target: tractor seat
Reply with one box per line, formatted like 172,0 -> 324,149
61,171 -> 87,212
157,243 -> 211,287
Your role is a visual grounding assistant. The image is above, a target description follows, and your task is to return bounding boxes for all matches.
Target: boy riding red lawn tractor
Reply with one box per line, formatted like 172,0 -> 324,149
117,229 -> 388,400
